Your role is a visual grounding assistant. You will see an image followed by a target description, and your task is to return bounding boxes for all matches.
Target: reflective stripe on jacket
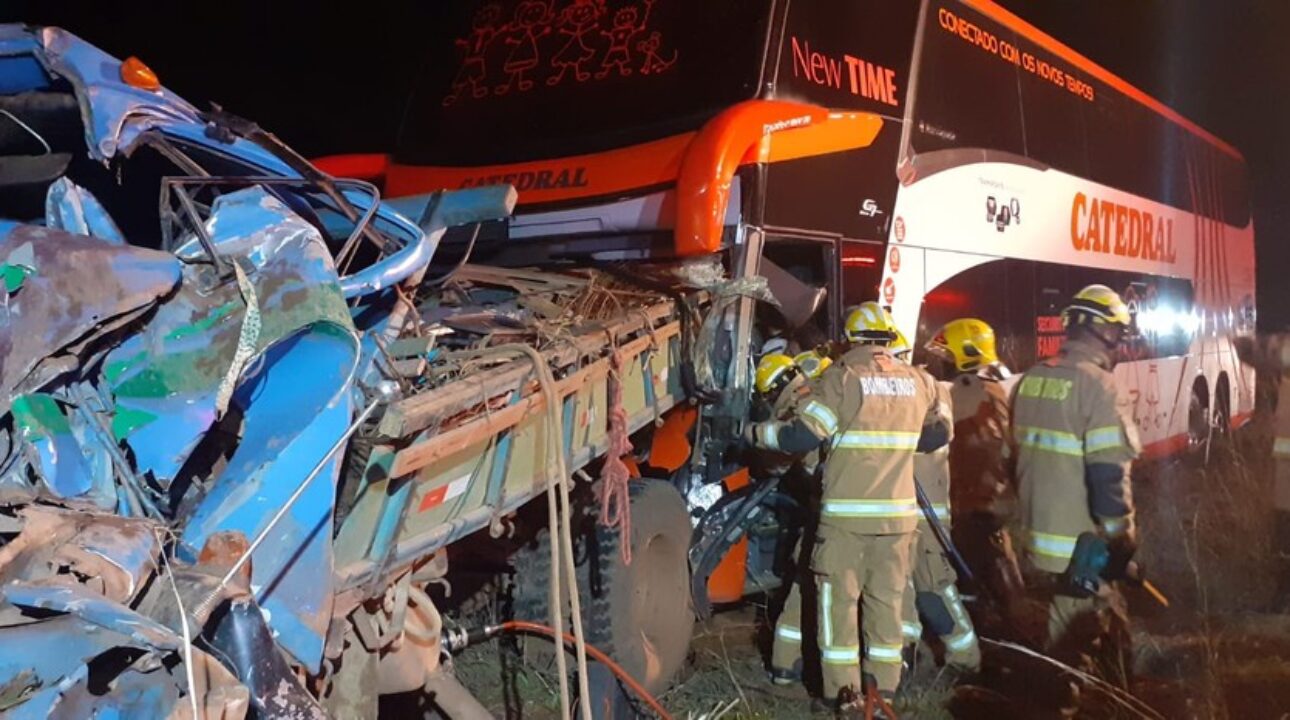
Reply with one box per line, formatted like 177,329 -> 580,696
1011,337 -> 1139,572
796,346 -> 944,534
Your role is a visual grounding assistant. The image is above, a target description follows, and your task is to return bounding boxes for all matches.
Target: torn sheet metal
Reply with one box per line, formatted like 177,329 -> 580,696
0,21 -> 490,718
0,506 -> 160,603
104,187 -> 354,485
29,27 -> 201,161
0,223 -> 181,419
44,177 -> 125,244
0,614 -> 155,715
9,392 -> 93,500
181,331 -> 357,671
4,582 -> 181,650
92,188 -> 358,669
19,652 -> 249,720
0,586 -> 248,720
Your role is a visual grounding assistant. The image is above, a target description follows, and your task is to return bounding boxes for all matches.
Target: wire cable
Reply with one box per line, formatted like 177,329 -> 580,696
495,621 -> 673,720
0,109 -> 51,154
979,637 -> 1164,720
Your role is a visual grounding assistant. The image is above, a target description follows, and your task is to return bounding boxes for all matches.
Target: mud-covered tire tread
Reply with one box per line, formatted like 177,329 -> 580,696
508,480 -> 694,695
509,512 -> 615,657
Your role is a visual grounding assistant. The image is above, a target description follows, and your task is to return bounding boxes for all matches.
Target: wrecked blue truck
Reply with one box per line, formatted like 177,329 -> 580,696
0,25 -> 727,718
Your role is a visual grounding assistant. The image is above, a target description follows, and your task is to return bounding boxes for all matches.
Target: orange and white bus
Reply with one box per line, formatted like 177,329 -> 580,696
889,1 -> 1256,457
335,0 -> 1255,458
322,0 -> 1254,590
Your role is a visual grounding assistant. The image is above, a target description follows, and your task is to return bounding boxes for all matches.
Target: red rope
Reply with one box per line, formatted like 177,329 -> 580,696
599,349 -> 634,565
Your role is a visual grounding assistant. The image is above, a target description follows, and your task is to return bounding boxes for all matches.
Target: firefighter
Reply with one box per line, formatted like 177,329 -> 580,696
760,351 -> 830,685
749,302 -> 950,715
924,318 -> 1026,635
896,332 -> 982,676
1010,285 -> 1139,660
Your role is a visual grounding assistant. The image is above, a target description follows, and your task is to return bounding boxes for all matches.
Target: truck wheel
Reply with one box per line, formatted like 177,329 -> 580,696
511,479 -> 695,695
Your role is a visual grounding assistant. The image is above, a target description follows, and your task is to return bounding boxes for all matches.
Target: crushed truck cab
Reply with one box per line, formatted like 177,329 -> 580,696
0,23 -> 763,719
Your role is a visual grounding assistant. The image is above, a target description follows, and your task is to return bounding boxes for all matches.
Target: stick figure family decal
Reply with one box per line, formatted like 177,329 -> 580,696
443,0 -> 676,106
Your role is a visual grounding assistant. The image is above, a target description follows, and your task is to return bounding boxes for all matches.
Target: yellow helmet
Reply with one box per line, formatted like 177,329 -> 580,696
793,350 -> 833,379
844,301 -> 898,344
755,352 -> 798,395
890,329 -> 912,362
927,318 -> 998,372
1063,284 -> 1131,328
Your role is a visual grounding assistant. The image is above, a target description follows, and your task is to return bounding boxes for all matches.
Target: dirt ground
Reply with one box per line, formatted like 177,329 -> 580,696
451,411 -> 1290,719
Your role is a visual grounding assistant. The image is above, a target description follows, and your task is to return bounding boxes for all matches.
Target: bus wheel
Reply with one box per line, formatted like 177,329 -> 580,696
1213,375 -> 1232,441
511,479 -> 695,696
1186,378 -> 1210,453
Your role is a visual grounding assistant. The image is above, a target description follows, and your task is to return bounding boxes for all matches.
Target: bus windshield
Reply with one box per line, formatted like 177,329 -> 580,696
396,0 -> 773,167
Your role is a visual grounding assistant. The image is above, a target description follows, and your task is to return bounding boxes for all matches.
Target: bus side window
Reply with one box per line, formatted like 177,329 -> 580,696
908,4 -> 1025,160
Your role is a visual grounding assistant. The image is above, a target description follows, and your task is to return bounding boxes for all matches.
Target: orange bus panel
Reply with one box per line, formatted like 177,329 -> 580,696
706,467 -> 752,604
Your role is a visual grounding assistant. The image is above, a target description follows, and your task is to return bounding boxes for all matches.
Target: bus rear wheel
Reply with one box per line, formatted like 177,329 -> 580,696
1212,375 -> 1232,442
1186,379 -> 1210,453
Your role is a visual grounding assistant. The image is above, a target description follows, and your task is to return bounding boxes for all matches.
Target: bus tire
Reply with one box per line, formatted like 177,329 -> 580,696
510,479 -> 695,695
1186,377 -> 1210,455
1213,374 -> 1232,440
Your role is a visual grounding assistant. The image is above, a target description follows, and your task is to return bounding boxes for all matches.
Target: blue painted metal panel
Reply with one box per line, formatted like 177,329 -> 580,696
0,54 -> 48,93
367,472 -> 415,570
180,327 -> 358,672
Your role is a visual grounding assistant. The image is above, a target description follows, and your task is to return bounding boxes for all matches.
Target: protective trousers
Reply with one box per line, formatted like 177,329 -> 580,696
901,528 -> 981,670
772,537 -> 806,674
812,525 -> 914,696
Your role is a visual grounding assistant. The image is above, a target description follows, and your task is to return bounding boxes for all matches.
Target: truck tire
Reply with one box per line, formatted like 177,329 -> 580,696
510,479 -> 695,695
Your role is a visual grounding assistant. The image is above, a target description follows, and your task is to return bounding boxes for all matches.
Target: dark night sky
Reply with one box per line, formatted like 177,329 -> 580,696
6,1 -> 1289,328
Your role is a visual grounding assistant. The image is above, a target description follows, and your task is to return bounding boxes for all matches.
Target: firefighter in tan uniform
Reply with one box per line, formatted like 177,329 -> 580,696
749,303 -> 950,714
757,351 -> 831,683
1010,285 -> 1139,656
895,340 -> 982,675
925,319 -> 1026,631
